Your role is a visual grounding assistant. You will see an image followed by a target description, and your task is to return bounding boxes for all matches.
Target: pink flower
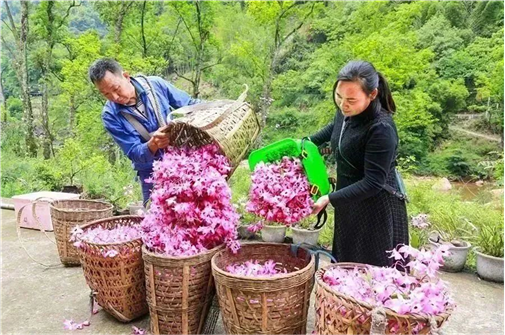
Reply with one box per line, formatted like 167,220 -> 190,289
226,259 -> 287,277
75,224 -> 142,245
411,214 -> 431,229
227,240 -> 241,254
322,245 -> 455,317
141,144 -> 239,257
69,226 -> 83,242
92,298 -> 99,315
102,249 -> 119,258
246,157 -> 314,226
63,319 -> 90,331
386,248 -> 404,261
246,221 -> 264,233
131,326 -> 147,335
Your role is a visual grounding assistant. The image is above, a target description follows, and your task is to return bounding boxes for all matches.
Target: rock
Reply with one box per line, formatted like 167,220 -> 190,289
491,188 -> 504,198
432,178 -> 452,192
476,180 -> 484,187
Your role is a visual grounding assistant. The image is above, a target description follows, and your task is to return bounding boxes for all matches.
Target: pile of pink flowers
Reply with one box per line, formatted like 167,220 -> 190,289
70,225 -> 142,258
246,157 -> 313,226
140,144 -> 240,257
225,259 -> 288,277
322,245 -> 454,321
70,225 -> 141,245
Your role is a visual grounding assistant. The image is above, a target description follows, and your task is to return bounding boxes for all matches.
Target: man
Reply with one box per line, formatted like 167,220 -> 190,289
88,58 -> 201,206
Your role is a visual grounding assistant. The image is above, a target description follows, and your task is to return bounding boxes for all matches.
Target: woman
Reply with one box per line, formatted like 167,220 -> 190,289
309,60 -> 408,267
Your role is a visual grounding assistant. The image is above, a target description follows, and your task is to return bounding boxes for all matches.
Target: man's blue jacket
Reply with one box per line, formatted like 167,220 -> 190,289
101,76 -> 200,172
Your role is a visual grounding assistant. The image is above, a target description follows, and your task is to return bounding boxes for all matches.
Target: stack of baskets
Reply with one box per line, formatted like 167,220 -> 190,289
50,199 -> 113,266
212,243 -> 315,334
77,215 -> 148,322
139,86 -> 261,334
314,263 -> 454,335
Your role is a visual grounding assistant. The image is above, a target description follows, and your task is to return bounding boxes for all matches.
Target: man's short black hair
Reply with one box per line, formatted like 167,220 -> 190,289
88,58 -> 123,84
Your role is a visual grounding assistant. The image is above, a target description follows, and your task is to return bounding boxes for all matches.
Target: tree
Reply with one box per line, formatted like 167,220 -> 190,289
247,0 -> 319,125
93,1 -> 134,45
0,68 -> 6,115
59,31 -> 102,134
32,0 -> 80,159
2,1 -> 37,156
167,1 -> 220,97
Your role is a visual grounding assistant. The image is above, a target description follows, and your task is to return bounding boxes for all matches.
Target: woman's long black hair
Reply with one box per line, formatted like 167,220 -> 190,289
332,60 -> 396,114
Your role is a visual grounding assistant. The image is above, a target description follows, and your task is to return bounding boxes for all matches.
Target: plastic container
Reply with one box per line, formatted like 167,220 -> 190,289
13,191 -> 81,231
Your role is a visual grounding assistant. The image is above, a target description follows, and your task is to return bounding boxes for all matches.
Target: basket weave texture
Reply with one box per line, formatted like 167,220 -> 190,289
142,245 -> 223,335
50,199 -> 113,266
212,242 -> 315,334
166,96 -> 261,174
77,215 -> 148,322
314,263 -> 453,335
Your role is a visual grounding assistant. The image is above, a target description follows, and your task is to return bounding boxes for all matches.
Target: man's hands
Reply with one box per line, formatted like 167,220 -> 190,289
147,125 -> 170,154
312,195 -> 330,215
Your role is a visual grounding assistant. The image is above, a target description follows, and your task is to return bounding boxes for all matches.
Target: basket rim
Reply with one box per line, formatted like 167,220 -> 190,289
78,215 -> 143,247
211,242 -> 315,281
50,199 -> 113,212
315,262 -> 454,322
141,243 -> 224,261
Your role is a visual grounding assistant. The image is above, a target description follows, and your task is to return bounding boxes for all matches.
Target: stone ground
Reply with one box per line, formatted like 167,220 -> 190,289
1,203 -> 504,335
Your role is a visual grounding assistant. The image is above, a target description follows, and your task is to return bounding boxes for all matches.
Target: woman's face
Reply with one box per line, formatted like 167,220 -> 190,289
334,81 -> 377,117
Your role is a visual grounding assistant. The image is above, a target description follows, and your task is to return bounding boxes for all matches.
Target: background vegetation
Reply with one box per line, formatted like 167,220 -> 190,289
1,1 -> 503,218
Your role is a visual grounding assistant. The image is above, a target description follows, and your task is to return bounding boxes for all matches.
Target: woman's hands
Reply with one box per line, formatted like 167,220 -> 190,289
312,194 -> 330,214
147,125 -> 170,153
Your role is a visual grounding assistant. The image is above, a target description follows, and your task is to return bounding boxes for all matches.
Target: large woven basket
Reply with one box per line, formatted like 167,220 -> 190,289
165,86 -> 261,174
142,245 -> 223,335
315,263 -> 453,335
50,200 -> 113,266
77,215 -> 148,322
211,242 -> 315,334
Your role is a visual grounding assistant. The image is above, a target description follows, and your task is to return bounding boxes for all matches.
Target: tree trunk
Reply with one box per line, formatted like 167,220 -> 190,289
20,79 -> 37,156
2,0 -> 37,157
17,2 -> 37,157
259,73 -> 274,127
41,76 -> 54,159
0,70 -> 6,121
40,1 -> 55,159
258,50 -> 278,127
69,94 -> 76,133
115,2 -> 131,44
193,47 -> 202,98
141,1 -> 147,57
115,17 -> 123,44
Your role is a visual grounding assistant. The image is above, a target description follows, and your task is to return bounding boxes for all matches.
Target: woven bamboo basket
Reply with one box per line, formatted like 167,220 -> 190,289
77,215 -> 148,322
50,199 -> 113,266
165,86 -> 261,174
142,244 -> 223,335
211,242 -> 315,334
315,263 -> 454,335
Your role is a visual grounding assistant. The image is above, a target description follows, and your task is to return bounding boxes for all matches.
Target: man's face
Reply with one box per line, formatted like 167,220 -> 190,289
95,71 -> 136,105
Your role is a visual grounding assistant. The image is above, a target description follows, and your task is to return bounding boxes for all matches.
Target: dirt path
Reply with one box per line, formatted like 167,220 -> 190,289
449,125 -> 502,142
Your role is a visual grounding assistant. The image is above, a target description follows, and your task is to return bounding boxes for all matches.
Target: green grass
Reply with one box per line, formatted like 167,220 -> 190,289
405,176 -> 504,271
